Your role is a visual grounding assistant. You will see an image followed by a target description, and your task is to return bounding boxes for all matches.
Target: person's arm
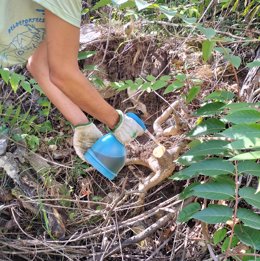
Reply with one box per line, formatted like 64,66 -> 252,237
44,10 -> 119,129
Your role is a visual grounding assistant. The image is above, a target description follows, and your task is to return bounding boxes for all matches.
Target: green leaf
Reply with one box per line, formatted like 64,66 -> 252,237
159,75 -> 171,81
234,224 -> 260,250
204,90 -> 234,102
112,0 -> 129,5
188,118 -> 225,137
199,26 -> 217,39
238,161 -> 260,177
179,182 -> 200,200
159,6 -> 177,20
177,202 -> 201,223
146,75 -> 156,82
171,159 -> 234,180
163,81 -> 184,94
78,51 -> 96,60
224,109 -> 260,124
0,69 -> 10,84
175,73 -> 186,81
230,151 -> 260,161
227,137 -> 260,150
247,60 -> 260,68
239,187 -> 260,208
135,0 -> 151,10
182,140 -> 229,157
202,40 -> 216,62
213,228 -> 227,245
192,205 -> 233,224
221,235 -> 239,252
221,124 -> 260,140
10,73 -> 21,93
182,17 -> 197,24
237,208 -> 260,230
194,102 -> 226,116
92,0 -> 111,10
223,102 -> 254,112
191,182 -> 235,200
226,55 -> 241,69
186,86 -> 201,104
152,80 -> 168,91
21,81 -> 32,94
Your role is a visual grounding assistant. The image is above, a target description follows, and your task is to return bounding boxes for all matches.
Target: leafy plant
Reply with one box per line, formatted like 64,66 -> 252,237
174,90 -> 260,254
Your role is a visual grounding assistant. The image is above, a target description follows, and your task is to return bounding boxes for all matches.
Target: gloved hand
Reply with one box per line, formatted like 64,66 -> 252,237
73,122 -> 103,161
112,110 -> 145,144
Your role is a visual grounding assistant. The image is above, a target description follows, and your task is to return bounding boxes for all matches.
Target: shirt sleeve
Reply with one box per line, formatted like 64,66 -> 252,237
33,0 -> 82,28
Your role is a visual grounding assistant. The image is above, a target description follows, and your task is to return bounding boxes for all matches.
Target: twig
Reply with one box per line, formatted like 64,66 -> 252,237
225,161 -> 240,260
103,211 -> 176,257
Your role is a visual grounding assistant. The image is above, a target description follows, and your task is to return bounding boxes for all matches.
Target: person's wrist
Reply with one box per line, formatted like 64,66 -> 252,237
106,110 -> 120,130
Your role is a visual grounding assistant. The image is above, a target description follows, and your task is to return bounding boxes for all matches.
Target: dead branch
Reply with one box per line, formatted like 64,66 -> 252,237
240,46 -> 260,102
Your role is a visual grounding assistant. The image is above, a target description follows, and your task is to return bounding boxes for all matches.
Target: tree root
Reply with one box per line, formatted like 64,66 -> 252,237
125,99 -> 188,206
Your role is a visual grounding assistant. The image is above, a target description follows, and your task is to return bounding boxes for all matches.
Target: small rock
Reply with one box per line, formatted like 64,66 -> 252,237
49,144 -> 58,151
0,138 -> 8,156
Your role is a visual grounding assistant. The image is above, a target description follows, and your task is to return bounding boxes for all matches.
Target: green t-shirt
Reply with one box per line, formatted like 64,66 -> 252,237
0,0 -> 82,68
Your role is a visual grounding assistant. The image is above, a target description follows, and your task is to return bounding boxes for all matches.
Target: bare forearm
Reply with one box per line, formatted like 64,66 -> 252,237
50,69 -> 119,129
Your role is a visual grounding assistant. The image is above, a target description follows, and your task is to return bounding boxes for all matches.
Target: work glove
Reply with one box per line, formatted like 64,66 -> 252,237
73,122 -> 103,161
112,110 -> 145,145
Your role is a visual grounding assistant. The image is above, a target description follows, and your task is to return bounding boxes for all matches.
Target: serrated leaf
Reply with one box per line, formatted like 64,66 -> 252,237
202,40 -> 216,61
177,202 -> 201,223
237,208 -> 260,230
152,80 -> 168,91
235,224 -> 260,250
188,118 -> 225,137
163,81 -> 184,94
238,161 -> 260,177
171,159 -> 234,180
141,82 -> 151,90
247,60 -> 260,68
227,137 -> 260,150
213,228 -> 227,245
230,151 -> 260,161
224,109 -> 260,124
194,102 -> 226,116
191,182 -> 235,200
182,140 -> 229,157
135,0 -> 151,10
175,73 -> 186,81
239,187 -> 260,208
192,205 -> 233,224
205,91 -> 235,102
186,86 -> 201,104
221,124 -> 260,140
146,75 -> 156,82
159,75 -> 171,82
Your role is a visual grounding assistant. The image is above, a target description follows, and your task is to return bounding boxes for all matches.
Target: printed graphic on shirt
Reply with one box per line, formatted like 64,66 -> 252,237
0,9 -> 45,67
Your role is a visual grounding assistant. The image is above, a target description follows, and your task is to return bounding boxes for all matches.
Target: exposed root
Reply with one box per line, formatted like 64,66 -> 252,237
153,100 -> 181,136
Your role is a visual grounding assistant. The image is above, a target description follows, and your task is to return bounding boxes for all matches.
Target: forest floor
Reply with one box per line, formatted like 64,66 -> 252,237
0,21 -> 259,261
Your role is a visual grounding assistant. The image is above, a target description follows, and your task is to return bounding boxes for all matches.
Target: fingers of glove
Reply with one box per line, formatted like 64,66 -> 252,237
113,112 -> 144,144
73,123 -> 103,160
